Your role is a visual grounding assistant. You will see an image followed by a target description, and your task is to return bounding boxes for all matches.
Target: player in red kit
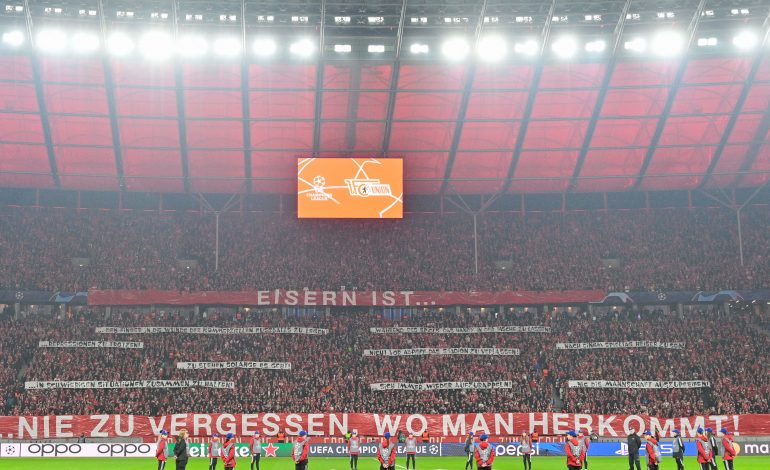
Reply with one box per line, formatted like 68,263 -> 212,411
565,430 -> 585,470
221,432 -> 237,470
156,430 -> 169,470
293,430 -> 310,470
696,428 -> 714,470
719,428 -> 736,470
474,434 -> 495,470
644,431 -> 661,470
377,432 -> 397,470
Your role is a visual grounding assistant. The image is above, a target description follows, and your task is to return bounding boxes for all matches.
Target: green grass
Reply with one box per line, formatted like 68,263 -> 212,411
2,456 -> 769,470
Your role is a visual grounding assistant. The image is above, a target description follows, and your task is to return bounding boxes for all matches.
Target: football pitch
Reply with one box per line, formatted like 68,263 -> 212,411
3,456 -> 769,470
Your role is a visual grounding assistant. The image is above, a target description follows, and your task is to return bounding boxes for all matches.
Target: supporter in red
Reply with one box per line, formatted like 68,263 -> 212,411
377,432 -> 396,470
718,428 -> 736,470
209,433 -> 221,470
696,428 -> 714,470
293,430 -> 310,470
474,434 -> 495,470
643,431 -> 660,470
565,430 -> 585,470
221,433 -> 237,470
156,430 -> 169,470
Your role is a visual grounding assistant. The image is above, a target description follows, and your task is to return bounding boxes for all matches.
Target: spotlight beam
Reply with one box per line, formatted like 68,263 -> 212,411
311,0 -> 327,155
569,0 -> 633,191
170,0 -> 191,192
381,0 -> 408,153
240,0 -> 252,192
23,0 -> 60,187
634,0 -> 707,189
441,0 -> 489,194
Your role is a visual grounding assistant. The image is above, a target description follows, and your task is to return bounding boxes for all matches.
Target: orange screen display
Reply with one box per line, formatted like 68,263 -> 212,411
297,158 -> 403,219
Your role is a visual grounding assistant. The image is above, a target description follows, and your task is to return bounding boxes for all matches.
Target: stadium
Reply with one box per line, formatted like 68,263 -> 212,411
1,0 -> 770,469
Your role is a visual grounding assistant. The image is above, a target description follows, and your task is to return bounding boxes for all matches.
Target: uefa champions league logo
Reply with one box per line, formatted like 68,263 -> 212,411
1,443 -> 20,457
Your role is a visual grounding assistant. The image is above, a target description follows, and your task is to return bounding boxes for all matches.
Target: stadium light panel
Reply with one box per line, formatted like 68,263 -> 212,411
139,31 -> 173,60
36,29 -> 67,53
624,37 -> 647,53
733,31 -> 758,50
551,36 -> 578,59
514,39 -> 538,56
177,34 -> 209,58
477,35 -> 507,62
252,38 -> 277,57
289,38 -> 315,57
651,31 -> 685,57
697,37 -> 718,47
1,30 -> 24,47
107,32 -> 134,56
368,44 -> 385,53
585,39 -> 606,53
333,44 -> 352,53
213,37 -> 242,57
71,32 -> 100,54
409,43 -> 429,54
441,37 -> 470,60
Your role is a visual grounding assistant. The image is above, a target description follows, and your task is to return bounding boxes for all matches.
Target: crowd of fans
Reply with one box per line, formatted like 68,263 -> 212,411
2,306 -> 768,418
0,207 -> 769,292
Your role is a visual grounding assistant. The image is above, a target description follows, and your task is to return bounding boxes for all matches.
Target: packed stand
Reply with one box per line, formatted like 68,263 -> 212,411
2,306 -> 768,417
0,207 -> 769,292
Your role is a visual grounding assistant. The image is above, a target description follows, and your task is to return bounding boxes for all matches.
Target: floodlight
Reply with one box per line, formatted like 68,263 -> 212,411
733,31 -> 758,50
37,29 -> 67,53
585,39 -> 606,53
551,36 -> 578,58
624,37 -> 647,52
139,31 -> 173,60
697,37 -> 718,47
409,43 -> 429,54
71,32 -> 100,54
477,35 -> 507,62
1,30 -> 24,47
368,44 -> 385,53
253,38 -> 277,57
514,39 -> 538,56
213,37 -> 241,57
107,32 -> 134,56
290,38 -> 315,57
177,34 -> 208,58
651,31 -> 685,57
441,37 -> 470,60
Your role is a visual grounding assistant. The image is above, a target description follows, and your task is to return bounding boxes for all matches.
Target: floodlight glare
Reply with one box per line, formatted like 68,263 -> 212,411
551,36 -> 578,58
71,32 -> 100,54
213,37 -> 241,57
289,38 -> 315,57
139,31 -> 173,60
252,38 -> 277,56
441,37 -> 470,60
477,35 -> 507,62
697,37 -> 718,47
2,30 -> 24,47
733,31 -> 758,50
177,35 -> 208,58
107,32 -> 134,56
36,29 -> 67,53
651,31 -> 685,57
409,43 -> 429,54
624,37 -> 647,52
514,39 -> 538,56
585,39 -> 606,53
368,44 -> 385,53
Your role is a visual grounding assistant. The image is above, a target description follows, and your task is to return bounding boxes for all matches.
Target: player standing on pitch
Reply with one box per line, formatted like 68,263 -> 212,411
156,430 -> 169,470
578,429 -> 590,469
221,433 -> 237,470
405,433 -> 417,470
377,432 -> 397,470
565,430 -> 585,470
464,432 -> 475,470
474,434 -> 495,470
520,432 -> 533,470
696,428 -> 714,470
627,428 -> 642,470
718,428 -> 736,470
672,429 -> 685,470
209,434 -> 222,470
293,430 -> 310,470
174,429 -> 190,470
707,428 -> 719,470
348,430 -> 360,470
250,431 -> 262,470
643,431 -> 661,470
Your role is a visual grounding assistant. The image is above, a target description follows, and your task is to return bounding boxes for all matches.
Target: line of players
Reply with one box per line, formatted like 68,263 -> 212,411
153,425 -> 738,470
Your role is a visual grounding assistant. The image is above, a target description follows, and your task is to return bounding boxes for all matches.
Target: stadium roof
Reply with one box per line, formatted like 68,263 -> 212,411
1,0 -> 770,195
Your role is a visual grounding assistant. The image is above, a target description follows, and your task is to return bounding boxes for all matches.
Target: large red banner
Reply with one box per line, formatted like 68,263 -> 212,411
88,289 -> 605,307
2,413 -> 768,442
